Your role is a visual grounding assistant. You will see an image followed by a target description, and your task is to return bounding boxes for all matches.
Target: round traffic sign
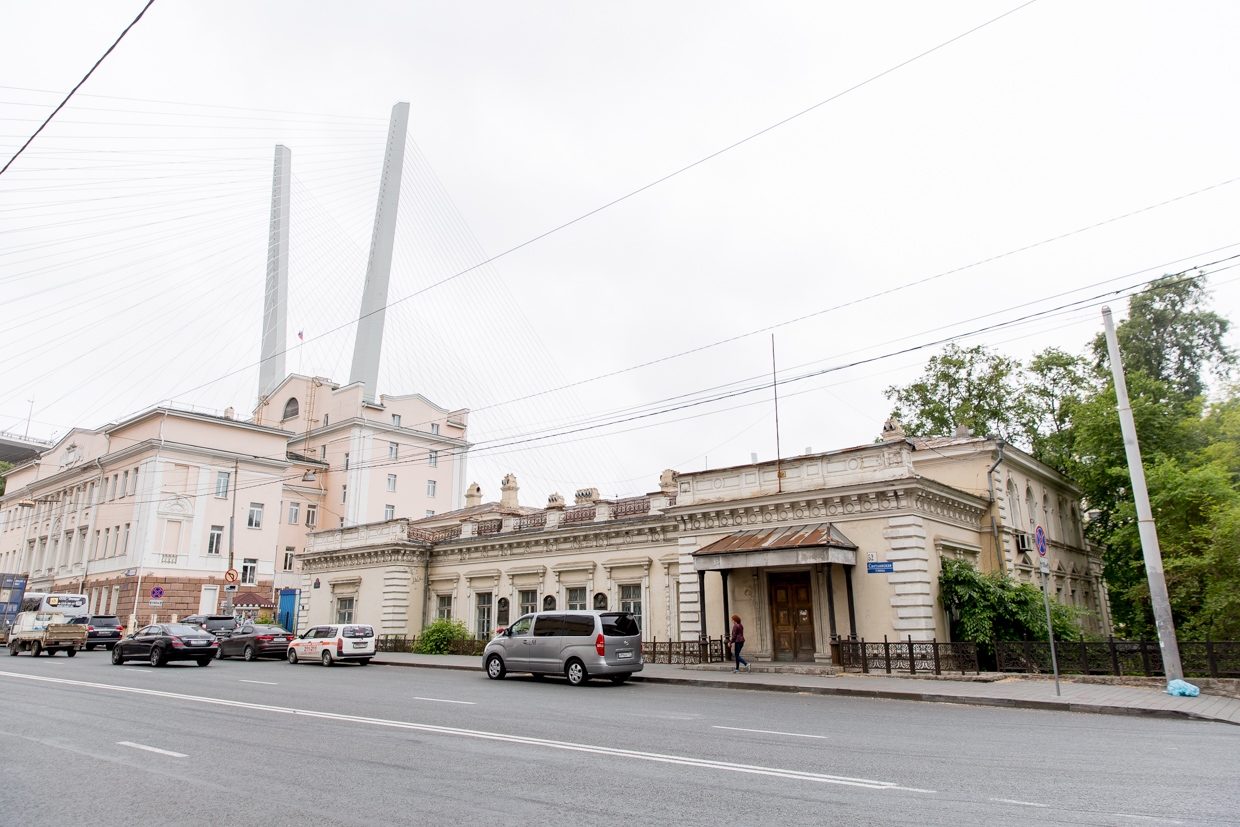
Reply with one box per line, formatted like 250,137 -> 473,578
224,568 -> 239,583
1034,526 -> 1047,556
150,586 -> 164,599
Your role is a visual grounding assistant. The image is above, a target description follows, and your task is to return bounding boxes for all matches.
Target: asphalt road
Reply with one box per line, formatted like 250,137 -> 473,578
0,650 -> 1235,826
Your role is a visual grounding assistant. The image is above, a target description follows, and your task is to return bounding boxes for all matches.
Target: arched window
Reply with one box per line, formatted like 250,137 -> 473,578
1071,506 -> 1082,546
1025,487 -> 1037,531
282,398 -> 299,420
1042,494 -> 1051,535
593,592 -> 608,610
1006,479 -> 1022,527
542,594 -> 556,611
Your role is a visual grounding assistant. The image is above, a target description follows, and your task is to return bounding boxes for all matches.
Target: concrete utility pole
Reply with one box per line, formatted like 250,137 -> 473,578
349,102 -> 409,404
1101,306 -> 1183,682
258,144 -> 292,403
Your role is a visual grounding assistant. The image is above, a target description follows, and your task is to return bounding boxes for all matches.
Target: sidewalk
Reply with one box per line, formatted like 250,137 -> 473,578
372,652 -> 1240,726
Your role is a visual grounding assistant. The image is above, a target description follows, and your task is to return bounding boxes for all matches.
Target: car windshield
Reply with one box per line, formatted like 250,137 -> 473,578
342,625 -> 373,639
166,624 -> 207,636
601,613 -> 640,637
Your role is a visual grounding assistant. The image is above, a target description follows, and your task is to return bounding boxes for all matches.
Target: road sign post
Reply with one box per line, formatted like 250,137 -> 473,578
1035,526 -> 1060,696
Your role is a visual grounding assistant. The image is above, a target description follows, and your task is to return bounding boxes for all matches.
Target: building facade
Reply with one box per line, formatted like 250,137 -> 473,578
296,425 -> 1111,660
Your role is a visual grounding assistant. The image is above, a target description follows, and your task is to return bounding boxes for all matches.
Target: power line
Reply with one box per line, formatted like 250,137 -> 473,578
0,0 -> 156,179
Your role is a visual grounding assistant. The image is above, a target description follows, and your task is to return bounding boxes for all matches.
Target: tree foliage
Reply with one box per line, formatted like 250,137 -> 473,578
939,558 -> 1084,647
893,274 -> 1240,639
0,461 -> 10,497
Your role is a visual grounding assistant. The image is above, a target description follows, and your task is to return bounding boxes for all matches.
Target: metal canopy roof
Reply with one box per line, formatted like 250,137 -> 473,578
694,523 -> 857,556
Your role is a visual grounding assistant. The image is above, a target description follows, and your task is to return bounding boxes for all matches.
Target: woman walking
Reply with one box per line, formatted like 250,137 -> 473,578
731,614 -> 750,673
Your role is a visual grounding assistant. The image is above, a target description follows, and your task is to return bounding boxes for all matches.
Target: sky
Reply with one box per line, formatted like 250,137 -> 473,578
2,1 -> 1238,506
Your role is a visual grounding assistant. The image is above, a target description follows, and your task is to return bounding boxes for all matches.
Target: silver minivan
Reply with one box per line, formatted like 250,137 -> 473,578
483,611 -> 643,685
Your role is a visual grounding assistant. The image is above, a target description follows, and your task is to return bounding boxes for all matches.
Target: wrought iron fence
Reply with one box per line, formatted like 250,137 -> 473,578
836,636 -> 980,675
995,637 -> 1240,679
641,637 -> 730,664
374,635 -> 487,656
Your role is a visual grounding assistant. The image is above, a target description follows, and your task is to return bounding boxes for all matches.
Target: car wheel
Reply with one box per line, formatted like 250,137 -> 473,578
112,646 -> 125,665
357,659 -> 371,666
85,644 -> 95,652
486,654 -> 506,680
66,648 -> 77,658
609,674 -> 628,685
31,642 -> 42,657
215,645 -> 226,660
287,648 -> 298,664
7,643 -> 18,656
196,658 -> 212,667
565,658 -> 587,686
150,648 -> 165,668
321,650 -> 333,667
243,645 -> 257,662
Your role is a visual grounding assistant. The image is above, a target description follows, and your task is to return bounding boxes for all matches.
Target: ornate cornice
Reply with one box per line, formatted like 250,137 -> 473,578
300,544 -> 427,573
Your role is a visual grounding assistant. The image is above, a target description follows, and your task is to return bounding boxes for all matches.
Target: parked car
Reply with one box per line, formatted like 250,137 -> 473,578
181,615 -> 238,638
286,624 -> 376,666
483,611 -> 643,685
67,614 -> 124,650
217,624 -> 293,661
111,623 -> 218,667
7,611 -> 87,657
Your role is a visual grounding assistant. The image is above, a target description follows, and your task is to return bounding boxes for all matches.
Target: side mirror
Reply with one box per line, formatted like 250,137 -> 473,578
125,633 -> 136,639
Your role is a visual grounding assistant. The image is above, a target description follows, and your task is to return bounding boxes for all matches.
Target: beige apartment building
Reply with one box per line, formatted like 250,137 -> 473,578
0,376 -> 470,629
297,423 -> 1111,661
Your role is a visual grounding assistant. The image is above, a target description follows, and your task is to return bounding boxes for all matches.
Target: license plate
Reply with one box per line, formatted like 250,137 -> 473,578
617,651 -> 633,660
352,642 -> 367,648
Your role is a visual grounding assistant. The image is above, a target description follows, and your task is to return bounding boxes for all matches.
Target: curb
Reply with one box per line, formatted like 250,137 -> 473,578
372,657 -> 1237,726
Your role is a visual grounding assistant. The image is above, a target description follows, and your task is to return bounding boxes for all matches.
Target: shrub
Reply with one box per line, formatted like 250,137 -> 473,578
939,557 -> 1088,652
415,618 -> 472,654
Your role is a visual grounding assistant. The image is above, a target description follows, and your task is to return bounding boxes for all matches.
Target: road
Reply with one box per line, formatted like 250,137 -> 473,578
0,651 -> 1235,826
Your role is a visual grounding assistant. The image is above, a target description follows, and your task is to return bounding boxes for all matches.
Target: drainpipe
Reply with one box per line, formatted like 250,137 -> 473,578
986,437 -> 1007,574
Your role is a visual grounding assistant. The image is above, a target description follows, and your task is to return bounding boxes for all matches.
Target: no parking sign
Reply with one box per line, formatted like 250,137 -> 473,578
150,586 -> 164,599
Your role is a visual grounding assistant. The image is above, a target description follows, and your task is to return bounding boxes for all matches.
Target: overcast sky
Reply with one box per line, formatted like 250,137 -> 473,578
2,2 -> 1238,505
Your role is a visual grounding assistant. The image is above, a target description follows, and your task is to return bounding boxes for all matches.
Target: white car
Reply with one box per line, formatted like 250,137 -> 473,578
286,624 -> 376,666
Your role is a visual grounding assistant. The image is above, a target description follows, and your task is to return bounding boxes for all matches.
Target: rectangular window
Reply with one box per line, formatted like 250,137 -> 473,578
384,504 -> 395,520
341,485 -> 348,504
430,423 -> 440,435
426,480 -> 436,497
343,452 -> 350,470
436,594 -> 452,620
519,589 -> 538,616
92,530 -> 100,560
321,445 -> 327,458
391,414 -> 401,427
119,471 -> 128,498
339,517 -> 345,528
386,474 -> 396,492
567,587 -> 587,611
305,504 -> 318,528
131,467 -> 139,495
121,524 -> 131,556
336,596 -> 355,624
288,502 -> 300,524
425,510 -> 434,518
247,503 -> 263,529
102,527 -> 111,558
241,558 -> 257,585
389,442 -> 398,459
428,450 -> 438,468
322,414 -> 328,427
207,525 -> 224,555
215,472 -> 230,499
620,584 -> 643,631
475,593 -> 493,639
110,474 -> 119,500
283,547 -> 295,572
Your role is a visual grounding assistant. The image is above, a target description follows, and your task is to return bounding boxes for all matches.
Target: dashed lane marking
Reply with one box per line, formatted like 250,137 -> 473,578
713,726 -> 826,739
413,696 -> 475,705
989,799 -> 1049,808
240,680 -> 278,685
118,741 -> 186,758
0,670 -> 932,793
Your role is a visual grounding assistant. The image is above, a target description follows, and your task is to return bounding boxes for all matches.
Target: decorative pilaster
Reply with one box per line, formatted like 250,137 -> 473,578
883,515 -> 936,640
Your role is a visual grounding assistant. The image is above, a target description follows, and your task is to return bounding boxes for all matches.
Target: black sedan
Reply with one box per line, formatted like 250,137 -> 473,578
216,624 -> 293,661
111,624 -> 218,667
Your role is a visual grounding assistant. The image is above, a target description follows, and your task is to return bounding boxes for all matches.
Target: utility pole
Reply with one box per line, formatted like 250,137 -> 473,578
1101,306 -> 1183,683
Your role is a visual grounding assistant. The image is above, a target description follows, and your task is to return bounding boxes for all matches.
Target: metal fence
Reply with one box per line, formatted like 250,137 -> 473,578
996,637 -> 1240,679
641,637 -> 730,664
374,635 -> 487,656
836,636 -> 980,675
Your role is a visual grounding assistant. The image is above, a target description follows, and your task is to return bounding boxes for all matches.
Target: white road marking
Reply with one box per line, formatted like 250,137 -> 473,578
240,680 -> 278,685
127,669 -> 153,673
990,798 -> 1049,808
0,670 -> 931,793
1110,815 -> 1183,824
413,696 -> 475,705
118,741 -> 187,758
713,726 -> 826,739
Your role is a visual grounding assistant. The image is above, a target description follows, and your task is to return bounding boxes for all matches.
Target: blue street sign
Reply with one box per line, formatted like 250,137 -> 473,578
867,561 -> 894,574
150,586 -> 164,599
1034,526 -> 1047,557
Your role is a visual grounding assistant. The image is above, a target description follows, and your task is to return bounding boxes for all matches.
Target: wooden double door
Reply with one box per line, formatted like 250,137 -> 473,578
770,572 -> 816,662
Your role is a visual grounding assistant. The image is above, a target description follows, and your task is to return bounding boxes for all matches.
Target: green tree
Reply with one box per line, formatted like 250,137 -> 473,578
939,558 -> 1084,648
0,461 -> 10,497
885,344 -> 1026,440
1021,347 -> 1091,473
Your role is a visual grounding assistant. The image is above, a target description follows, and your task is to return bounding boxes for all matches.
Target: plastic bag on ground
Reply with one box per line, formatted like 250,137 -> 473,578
1166,679 -> 1200,697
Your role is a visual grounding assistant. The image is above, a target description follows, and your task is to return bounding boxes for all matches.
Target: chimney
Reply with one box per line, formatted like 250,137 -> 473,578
224,407 -> 235,421
500,473 -> 519,509
881,418 -> 905,442
575,487 -> 600,505
953,423 -> 973,438
464,482 -> 482,508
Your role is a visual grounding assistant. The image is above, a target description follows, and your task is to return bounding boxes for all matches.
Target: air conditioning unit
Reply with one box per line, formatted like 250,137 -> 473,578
1015,532 -> 1033,553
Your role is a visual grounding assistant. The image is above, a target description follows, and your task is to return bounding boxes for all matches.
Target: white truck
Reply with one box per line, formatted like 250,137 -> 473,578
7,611 -> 87,657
